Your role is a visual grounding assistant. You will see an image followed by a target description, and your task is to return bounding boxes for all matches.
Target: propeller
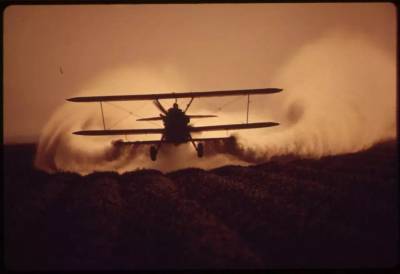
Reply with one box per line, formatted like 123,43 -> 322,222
137,116 -> 164,121
153,99 -> 167,115
187,115 -> 218,119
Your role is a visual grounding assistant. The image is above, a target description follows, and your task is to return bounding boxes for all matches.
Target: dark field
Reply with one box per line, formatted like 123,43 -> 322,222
4,141 -> 399,270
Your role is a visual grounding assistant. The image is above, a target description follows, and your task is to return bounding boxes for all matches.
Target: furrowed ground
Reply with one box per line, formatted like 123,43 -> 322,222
4,141 -> 398,270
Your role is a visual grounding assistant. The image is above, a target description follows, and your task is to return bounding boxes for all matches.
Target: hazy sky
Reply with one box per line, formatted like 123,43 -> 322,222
3,3 -> 396,144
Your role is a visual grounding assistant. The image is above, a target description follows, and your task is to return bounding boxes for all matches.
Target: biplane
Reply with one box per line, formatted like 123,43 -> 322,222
67,88 -> 283,161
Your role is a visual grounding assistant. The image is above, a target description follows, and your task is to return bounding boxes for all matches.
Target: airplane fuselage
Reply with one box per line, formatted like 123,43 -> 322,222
162,105 -> 191,144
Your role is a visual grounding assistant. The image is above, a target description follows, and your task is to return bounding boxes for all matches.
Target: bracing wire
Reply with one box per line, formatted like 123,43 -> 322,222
209,96 -> 245,114
104,101 -> 162,127
105,102 -> 139,118
104,96 -> 245,128
108,113 -> 133,129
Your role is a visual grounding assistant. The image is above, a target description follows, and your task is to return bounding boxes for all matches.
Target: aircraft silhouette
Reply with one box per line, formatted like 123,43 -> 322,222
67,88 -> 282,161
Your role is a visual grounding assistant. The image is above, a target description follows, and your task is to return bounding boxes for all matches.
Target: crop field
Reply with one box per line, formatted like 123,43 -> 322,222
4,141 -> 398,270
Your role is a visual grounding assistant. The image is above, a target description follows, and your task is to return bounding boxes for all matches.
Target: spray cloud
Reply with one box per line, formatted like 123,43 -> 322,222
232,30 -> 396,161
35,30 -> 396,174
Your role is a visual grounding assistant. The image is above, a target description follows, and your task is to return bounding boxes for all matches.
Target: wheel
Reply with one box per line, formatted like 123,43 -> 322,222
150,146 -> 157,161
112,139 -> 124,147
197,143 -> 204,158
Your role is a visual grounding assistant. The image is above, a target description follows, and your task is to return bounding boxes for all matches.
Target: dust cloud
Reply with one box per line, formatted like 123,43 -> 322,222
34,66 -> 251,174
232,30 -> 396,162
34,30 -> 396,174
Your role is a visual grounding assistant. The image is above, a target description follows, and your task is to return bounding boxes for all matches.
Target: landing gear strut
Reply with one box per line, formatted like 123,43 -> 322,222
190,137 -> 204,158
149,135 -> 165,161
197,143 -> 204,158
150,146 -> 157,161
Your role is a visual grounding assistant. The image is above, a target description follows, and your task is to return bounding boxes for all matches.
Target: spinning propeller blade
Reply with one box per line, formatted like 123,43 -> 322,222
187,114 -> 218,119
153,100 -> 167,114
137,117 -> 164,121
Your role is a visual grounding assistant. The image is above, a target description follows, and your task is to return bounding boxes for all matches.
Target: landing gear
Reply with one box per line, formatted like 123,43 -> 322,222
150,146 -> 157,161
149,135 -> 165,161
197,143 -> 204,158
189,136 -> 205,158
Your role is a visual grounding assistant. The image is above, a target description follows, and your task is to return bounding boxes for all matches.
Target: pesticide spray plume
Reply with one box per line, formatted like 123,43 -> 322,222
232,30 -> 396,162
35,30 -> 396,174
34,66 -> 251,174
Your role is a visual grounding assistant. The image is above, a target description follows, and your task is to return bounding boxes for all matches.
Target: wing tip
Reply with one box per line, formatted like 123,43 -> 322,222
73,130 -> 97,135
66,97 -> 81,102
67,97 -> 95,102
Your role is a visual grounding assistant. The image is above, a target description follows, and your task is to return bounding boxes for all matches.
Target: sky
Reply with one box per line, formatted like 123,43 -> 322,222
4,3 -> 396,144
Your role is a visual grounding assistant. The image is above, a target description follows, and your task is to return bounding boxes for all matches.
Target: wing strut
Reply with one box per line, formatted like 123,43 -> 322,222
100,102 -> 106,130
246,94 -> 250,123
184,97 -> 194,113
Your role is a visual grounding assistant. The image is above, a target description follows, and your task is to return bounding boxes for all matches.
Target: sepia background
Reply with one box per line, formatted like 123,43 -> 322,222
3,3 -> 396,173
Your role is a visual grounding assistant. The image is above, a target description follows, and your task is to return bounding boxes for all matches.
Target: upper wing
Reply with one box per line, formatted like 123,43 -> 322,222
189,122 -> 279,132
67,88 -> 283,102
73,128 -> 164,136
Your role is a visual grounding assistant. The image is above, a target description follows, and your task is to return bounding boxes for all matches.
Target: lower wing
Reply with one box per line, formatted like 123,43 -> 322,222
189,122 -> 279,132
73,122 -> 278,136
191,136 -> 235,142
112,139 -> 162,145
73,128 -> 164,136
